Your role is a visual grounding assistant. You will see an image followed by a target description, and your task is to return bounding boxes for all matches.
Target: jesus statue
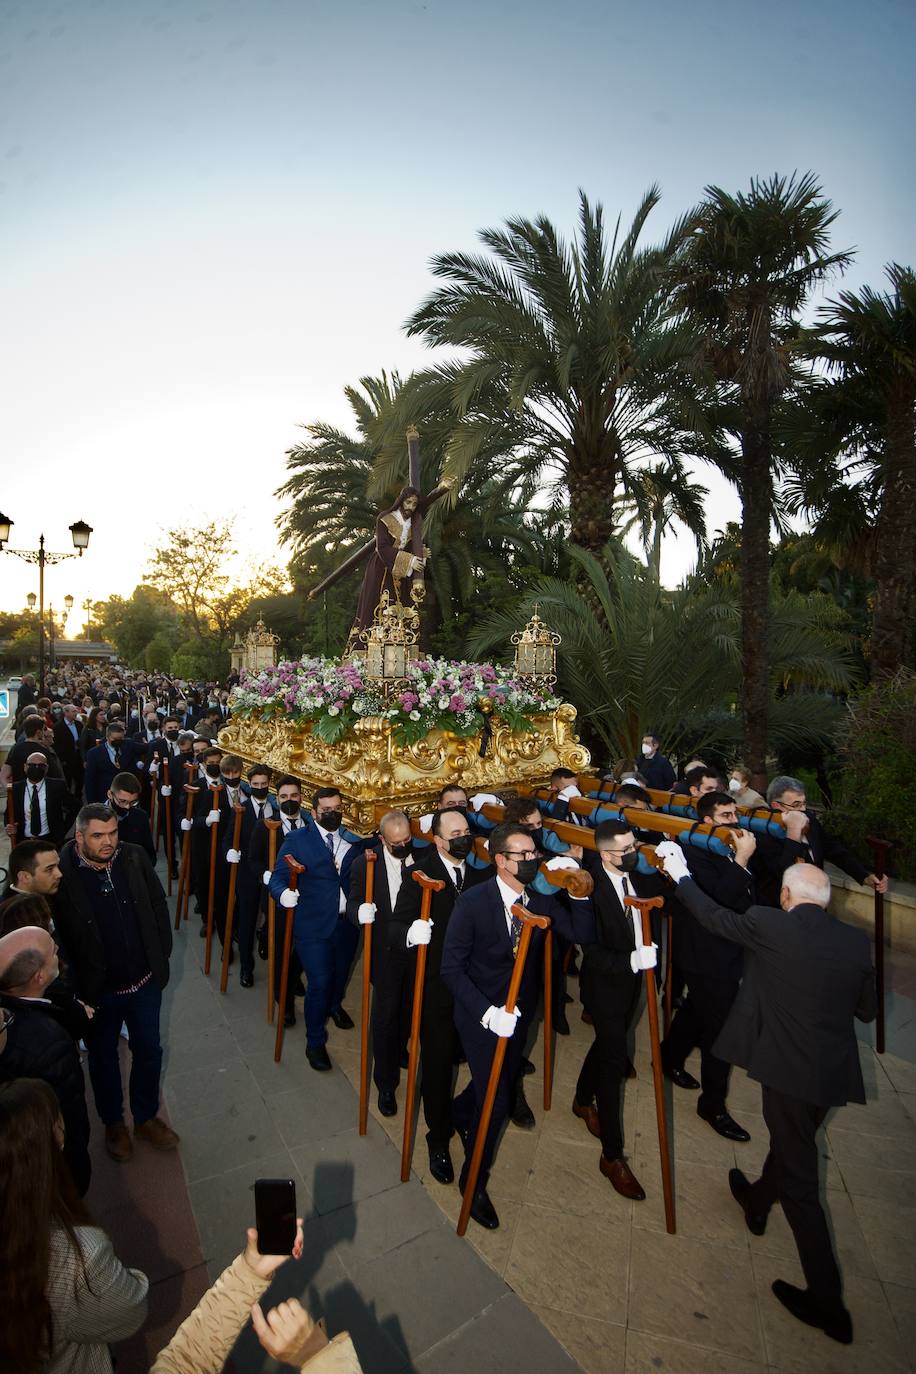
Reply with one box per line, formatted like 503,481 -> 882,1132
350,486 -> 430,638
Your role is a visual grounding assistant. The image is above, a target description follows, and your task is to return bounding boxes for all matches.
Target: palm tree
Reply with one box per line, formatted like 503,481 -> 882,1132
785,264 -> 916,675
405,189 -> 718,555
680,172 -> 851,782
616,461 -> 709,580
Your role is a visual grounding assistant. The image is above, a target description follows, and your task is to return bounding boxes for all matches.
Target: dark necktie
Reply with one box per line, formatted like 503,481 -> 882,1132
256,802 -> 263,820
30,784 -> 42,837
454,864 -> 464,892
325,833 -> 335,862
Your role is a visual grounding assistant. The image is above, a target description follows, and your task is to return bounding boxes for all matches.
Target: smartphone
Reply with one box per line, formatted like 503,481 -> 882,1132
254,1177 -> 297,1255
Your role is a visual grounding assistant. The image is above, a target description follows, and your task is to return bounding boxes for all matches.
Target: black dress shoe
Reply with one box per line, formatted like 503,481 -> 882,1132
519,1056 -> 535,1077
469,1188 -> 499,1230
256,929 -> 268,961
511,1088 -> 536,1129
400,1049 -> 411,1070
664,1063 -> 700,1090
428,1146 -> 454,1184
239,970 -> 254,988
306,1045 -> 332,1072
454,1121 -> 470,1150
555,1011 -> 571,1036
563,991 -> 573,1004
330,1007 -> 354,1030
283,1008 -> 296,1028
378,1089 -> 397,1117
698,1103 -> 750,1142
771,1280 -> 853,1344
728,1168 -> 768,1235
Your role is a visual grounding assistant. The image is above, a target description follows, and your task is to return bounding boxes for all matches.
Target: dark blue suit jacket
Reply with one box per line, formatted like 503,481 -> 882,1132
269,821 -> 372,942
441,876 -> 595,1026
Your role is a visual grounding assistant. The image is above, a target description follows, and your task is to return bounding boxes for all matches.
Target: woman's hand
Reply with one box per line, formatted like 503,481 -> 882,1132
251,1297 -> 317,1364
243,1220 -> 304,1280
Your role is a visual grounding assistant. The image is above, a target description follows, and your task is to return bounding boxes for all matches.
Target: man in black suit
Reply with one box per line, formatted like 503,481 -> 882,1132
7,755 -> 74,848
2,714 -> 64,785
251,775 -> 307,1025
107,772 -> 156,865
572,820 -> 669,1202
53,703 -> 85,798
225,763 -> 277,987
441,822 -> 595,1229
657,840 -> 875,1346
84,721 -> 129,803
661,792 -> 754,1143
2,839 -> 62,902
346,809 -> 420,1117
639,732 -> 676,791
389,808 -> 490,1188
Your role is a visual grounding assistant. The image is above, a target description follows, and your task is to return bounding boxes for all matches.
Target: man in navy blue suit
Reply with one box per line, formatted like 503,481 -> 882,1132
225,762 -> 279,988
441,822 -> 595,1230
84,722 -> 130,803
269,786 -> 371,1071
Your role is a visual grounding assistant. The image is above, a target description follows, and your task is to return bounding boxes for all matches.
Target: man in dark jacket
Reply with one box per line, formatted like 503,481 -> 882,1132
107,771 -> 156,864
657,839 -> 875,1347
7,755 -> 74,848
53,804 -> 178,1164
639,732 -> 676,791
0,925 -> 92,1195
53,703 -> 85,798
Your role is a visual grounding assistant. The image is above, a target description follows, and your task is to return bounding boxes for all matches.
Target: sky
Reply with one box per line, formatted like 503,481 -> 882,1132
1,0 -> 913,631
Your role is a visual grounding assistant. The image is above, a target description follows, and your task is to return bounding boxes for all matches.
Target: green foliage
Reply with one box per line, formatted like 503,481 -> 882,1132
829,671 -> 916,881
95,586 -> 181,665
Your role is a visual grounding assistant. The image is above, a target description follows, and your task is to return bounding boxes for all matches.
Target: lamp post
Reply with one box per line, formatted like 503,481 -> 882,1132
0,515 -> 93,695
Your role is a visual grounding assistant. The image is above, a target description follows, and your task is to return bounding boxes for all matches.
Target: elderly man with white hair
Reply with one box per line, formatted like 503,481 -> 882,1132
656,839 -> 876,1349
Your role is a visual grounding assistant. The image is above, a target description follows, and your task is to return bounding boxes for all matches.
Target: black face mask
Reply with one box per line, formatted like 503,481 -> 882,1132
527,826 -> 546,853
509,856 -> 541,885
250,786 -> 270,801
389,840 -> 413,861
446,834 -> 474,861
146,720 -> 159,732
280,800 -> 300,817
318,809 -> 342,831
26,764 -> 47,783
221,775 -> 241,790
165,729 -> 179,740
111,802 -> 131,818
619,851 -> 640,873
205,763 -> 221,779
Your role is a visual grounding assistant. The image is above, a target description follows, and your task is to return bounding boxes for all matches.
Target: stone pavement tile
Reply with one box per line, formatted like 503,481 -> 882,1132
827,1118 -> 916,1175
836,1086 -> 916,1141
630,1149 -> 750,1250
540,1308 -> 627,1374
331,1178 -> 446,1273
524,1130 -> 623,1220
345,1225 -> 508,1364
850,1195 -> 916,1288
507,1201 -> 630,1324
188,1149 -> 308,1277
628,1229 -> 764,1363
113,1262 -> 211,1374
751,1250 -> 910,1373
290,1126 -> 405,1215
433,1185 -> 521,1275
624,1329 -> 768,1373
178,1098 -> 290,1183
835,1159 -> 916,1207
634,1087 -> 762,1170
94,1190 -> 203,1285
164,1056 -> 263,1125
416,1292 -> 583,1372
267,1070 -> 365,1146
884,1281 -> 916,1350
486,1117 -> 541,1202
751,1189 -> 878,1281
878,1052 -> 916,1096
162,1020 -> 240,1075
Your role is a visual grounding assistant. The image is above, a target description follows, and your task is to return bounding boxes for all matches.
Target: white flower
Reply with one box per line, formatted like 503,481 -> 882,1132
327,705 -> 340,717
437,695 -> 449,709
409,709 -> 421,721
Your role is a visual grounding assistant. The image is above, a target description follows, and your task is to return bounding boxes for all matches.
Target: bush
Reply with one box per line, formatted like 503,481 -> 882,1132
829,671 -> 916,882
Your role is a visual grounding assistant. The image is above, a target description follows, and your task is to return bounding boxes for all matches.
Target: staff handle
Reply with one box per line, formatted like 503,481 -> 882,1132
274,854 -> 305,1062
867,836 -> 892,1055
174,769 -> 199,930
625,893 -> 675,1234
162,755 -> 173,897
264,819 -> 282,1023
5,783 -> 17,843
543,929 -> 553,1111
203,785 -> 224,976
457,905 -> 550,1236
358,850 -> 378,1136
400,872 -> 445,1182
219,802 -> 246,993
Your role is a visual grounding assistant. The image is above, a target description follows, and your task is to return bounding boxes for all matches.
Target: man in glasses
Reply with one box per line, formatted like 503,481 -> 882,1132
52,804 -> 178,1163
107,771 -> 156,864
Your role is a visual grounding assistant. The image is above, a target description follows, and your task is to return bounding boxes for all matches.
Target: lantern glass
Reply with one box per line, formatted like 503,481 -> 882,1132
516,641 -> 536,674
69,520 -> 93,551
0,512 -> 12,545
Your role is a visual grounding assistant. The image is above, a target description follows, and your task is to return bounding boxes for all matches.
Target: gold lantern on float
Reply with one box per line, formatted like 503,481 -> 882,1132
511,605 -> 560,688
361,593 -> 417,698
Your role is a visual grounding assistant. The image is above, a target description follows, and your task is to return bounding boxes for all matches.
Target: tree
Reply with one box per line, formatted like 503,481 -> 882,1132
680,172 -> 851,784
405,189 -> 717,554
94,586 -> 180,665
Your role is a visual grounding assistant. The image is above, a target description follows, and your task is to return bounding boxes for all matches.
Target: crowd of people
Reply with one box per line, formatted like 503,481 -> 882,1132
0,665 -> 887,1363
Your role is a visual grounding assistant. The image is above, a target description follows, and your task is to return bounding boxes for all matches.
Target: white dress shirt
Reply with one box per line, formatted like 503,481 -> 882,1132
382,844 -> 413,906
495,874 -> 526,938
315,822 -> 351,913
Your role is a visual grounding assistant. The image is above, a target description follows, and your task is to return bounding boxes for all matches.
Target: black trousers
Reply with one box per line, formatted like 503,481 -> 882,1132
453,1008 -> 527,1189
417,977 -> 461,1150
236,871 -> 263,977
748,1086 -> 842,1314
576,974 -> 642,1161
662,971 -> 739,1112
371,946 -> 413,1092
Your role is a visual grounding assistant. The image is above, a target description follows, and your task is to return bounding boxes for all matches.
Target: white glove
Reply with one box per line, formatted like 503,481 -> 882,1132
226,848 -> 241,864
149,760 -> 159,775
180,818 -> 193,832
483,1004 -> 521,1038
418,812 -> 433,833
262,869 -> 272,886
358,902 -> 377,925
545,856 -> 578,871
655,840 -> 689,882
558,784 -> 582,801
406,918 -> 433,947
470,793 -> 500,809
206,809 -> 220,826
137,760 -> 146,771
160,785 -> 172,797
630,943 -> 658,973
280,888 -> 299,908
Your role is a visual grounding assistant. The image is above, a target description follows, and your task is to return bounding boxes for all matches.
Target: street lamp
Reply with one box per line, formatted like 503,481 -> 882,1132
26,592 -> 37,610
0,516 -> 94,694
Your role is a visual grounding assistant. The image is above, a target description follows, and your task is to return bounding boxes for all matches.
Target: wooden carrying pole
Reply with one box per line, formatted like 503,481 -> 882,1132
264,819 -> 282,1024
6,785 -> 17,843
358,849 -> 377,1136
624,893 -> 675,1234
457,905 -> 550,1236
219,802 -> 246,993
203,785 -> 224,976
401,871 -> 445,1182
543,930 -> 553,1111
274,854 -> 305,1063
867,836 -> 891,1055
174,773 -> 199,931
162,755 -> 173,897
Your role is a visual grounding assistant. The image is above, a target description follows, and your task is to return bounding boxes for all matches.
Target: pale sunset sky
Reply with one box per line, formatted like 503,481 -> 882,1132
1,0 -> 913,630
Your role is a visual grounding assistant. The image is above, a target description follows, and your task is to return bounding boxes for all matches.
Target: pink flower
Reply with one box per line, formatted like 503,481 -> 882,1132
449,694 -> 466,713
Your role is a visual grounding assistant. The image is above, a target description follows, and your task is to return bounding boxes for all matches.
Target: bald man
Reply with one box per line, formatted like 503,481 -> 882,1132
656,845 -> 876,1348
6,753 -> 73,848
0,926 -> 92,1194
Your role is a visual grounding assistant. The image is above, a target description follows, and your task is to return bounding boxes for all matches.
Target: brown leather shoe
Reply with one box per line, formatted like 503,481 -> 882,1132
134,1117 -> 180,1151
105,1121 -> 134,1162
572,1099 -> 601,1139
599,1154 -> 646,1200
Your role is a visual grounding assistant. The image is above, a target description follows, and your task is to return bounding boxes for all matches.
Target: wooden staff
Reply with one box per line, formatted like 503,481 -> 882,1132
401,870 -> 446,1183
174,773 -> 199,931
274,853 -> 305,1063
663,911 -> 674,1036
264,818 -> 282,1024
624,893 -> 675,1234
867,836 -> 891,1055
162,755 -> 173,897
457,905 -> 550,1236
203,784 -> 224,976
219,802 -> 246,993
543,929 -> 553,1111
359,849 -> 378,1136
152,761 -> 161,854
5,783 -> 17,843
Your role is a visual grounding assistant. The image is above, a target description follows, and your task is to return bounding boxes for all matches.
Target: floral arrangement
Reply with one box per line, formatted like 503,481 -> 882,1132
232,656 -> 561,745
